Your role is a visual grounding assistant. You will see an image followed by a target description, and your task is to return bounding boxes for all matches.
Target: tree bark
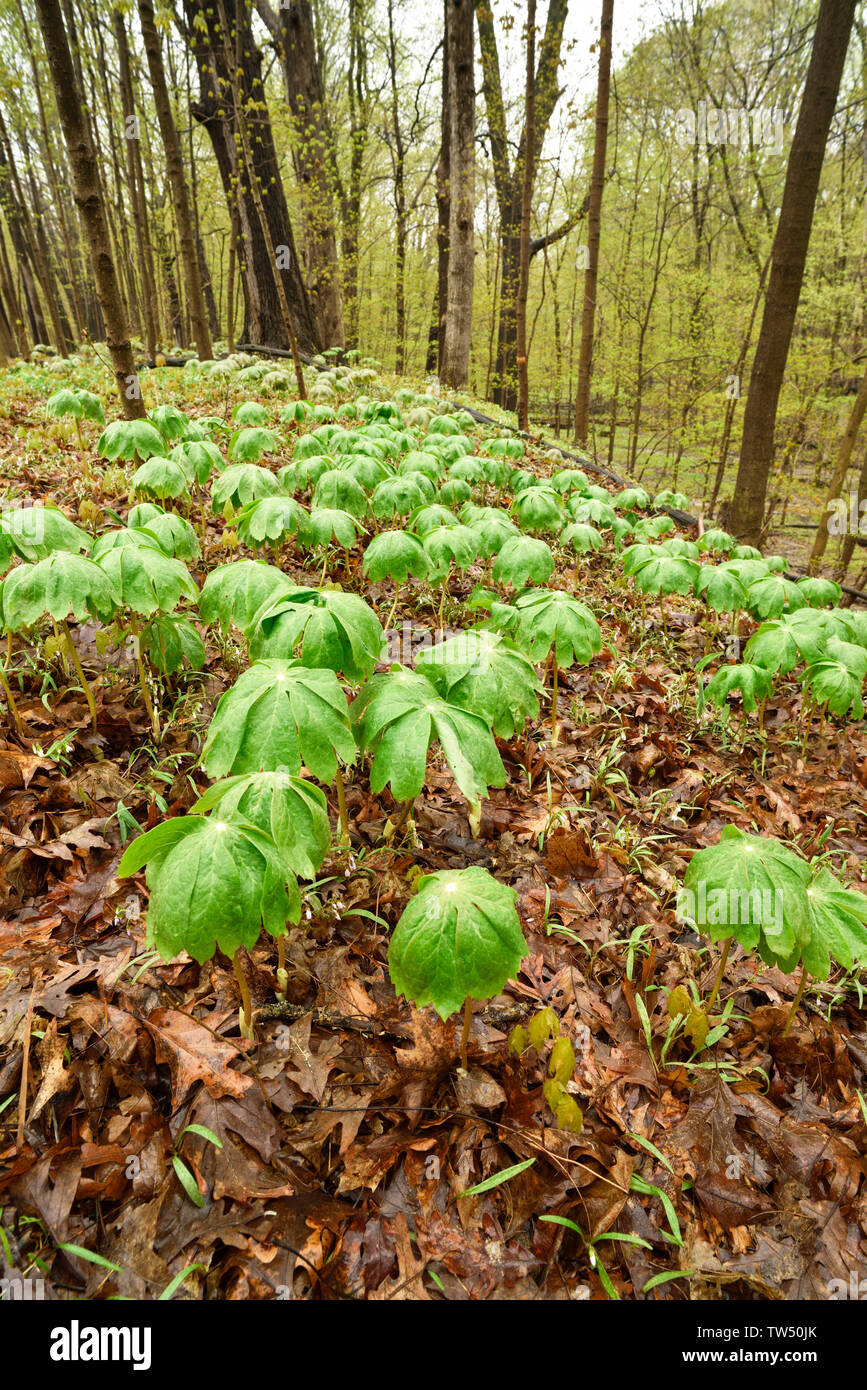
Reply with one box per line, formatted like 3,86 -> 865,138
441,0 -> 475,388
728,0 -> 858,545
33,0 -> 144,416
185,0 -> 320,356
515,0 -> 536,427
475,0 -> 569,412
137,0 -> 212,360
573,0 -> 614,444
429,2 -> 450,376
809,364 -> 867,571
256,0 -> 345,349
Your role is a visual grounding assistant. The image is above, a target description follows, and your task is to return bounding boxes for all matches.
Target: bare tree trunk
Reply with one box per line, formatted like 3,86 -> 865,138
573,0 -> 613,444
430,1 -> 450,376
185,0 -> 320,357
137,0 -> 212,360
728,0 -> 858,545
809,364 -> 867,571
441,0 -> 475,389
385,0 -> 408,374
515,0 -> 535,428
34,0 -> 144,416
256,0 -> 345,349
342,0 -> 369,350
114,10 -> 158,359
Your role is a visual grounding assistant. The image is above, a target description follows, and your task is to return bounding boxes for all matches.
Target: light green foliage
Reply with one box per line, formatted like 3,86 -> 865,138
682,826 -> 867,980
514,589 -> 602,666
388,867 -> 527,1018
201,658 -> 356,783
352,665 -> 506,806
492,535 -> 555,587
117,814 -> 300,963
198,560 -> 296,634
1,552 -> 118,628
416,628 -> 542,737
192,771 -> 331,879
248,587 -> 383,681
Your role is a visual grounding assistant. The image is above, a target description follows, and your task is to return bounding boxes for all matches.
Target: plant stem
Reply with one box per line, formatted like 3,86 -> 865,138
551,659 -> 559,746
459,997 -> 473,1072
276,934 -> 288,999
233,950 -> 253,1037
130,619 -> 159,739
391,797 -> 415,838
320,548 -> 330,584
438,563 -> 452,634
0,661 -> 25,737
334,766 -> 351,846
62,620 -> 97,732
384,584 -> 401,634
706,937 -> 732,1013
781,967 -> 809,1037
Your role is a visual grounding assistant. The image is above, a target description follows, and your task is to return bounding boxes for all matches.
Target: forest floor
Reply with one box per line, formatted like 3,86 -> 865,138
0,356 -> 865,1301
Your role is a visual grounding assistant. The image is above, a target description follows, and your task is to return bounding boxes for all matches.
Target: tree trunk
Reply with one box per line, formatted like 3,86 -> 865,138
515,0 -> 536,427
809,364 -> 867,571
137,0 -> 212,360
441,0 -> 475,389
256,0 -> 345,349
430,1 -> 450,376
475,0 -> 570,412
728,0 -> 858,545
33,0 -> 144,416
573,0 -> 614,443
185,0 -> 320,356
114,10 -> 158,359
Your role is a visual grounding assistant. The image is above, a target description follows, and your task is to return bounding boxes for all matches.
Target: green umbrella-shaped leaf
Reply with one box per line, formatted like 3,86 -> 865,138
352,666 -> 505,806
248,588 -> 383,681
98,544 -> 197,617
514,589 -> 602,666
492,535 -> 554,588
201,659 -> 356,783
416,629 -> 542,738
704,662 -> 773,713
198,560 -> 297,633
98,419 -> 165,463
681,825 -> 810,959
118,814 -> 299,962
363,530 -> 430,583
2,552 -> 118,628
192,771 -> 331,879
388,867 -> 527,1019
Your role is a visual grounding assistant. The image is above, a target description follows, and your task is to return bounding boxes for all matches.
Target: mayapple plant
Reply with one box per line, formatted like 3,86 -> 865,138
352,665 -> 506,837
513,589 -> 602,744
246,585 -> 383,683
388,867 -> 527,1069
192,770 -> 331,997
680,826 -> 867,1035
117,811 -> 301,1038
416,628 -> 542,738
0,551 -> 118,732
201,658 -> 357,845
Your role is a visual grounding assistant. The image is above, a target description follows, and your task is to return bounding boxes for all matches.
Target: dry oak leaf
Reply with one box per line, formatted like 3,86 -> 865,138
143,1007 -> 252,1107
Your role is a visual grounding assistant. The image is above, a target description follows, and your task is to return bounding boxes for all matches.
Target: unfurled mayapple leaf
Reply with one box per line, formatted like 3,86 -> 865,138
352,665 -> 505,806
416,628 -> 542,738
388,867 -> 527,1019
201,658 -> 356,783
192,771 -> 331,880
117,814 -> 300,963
